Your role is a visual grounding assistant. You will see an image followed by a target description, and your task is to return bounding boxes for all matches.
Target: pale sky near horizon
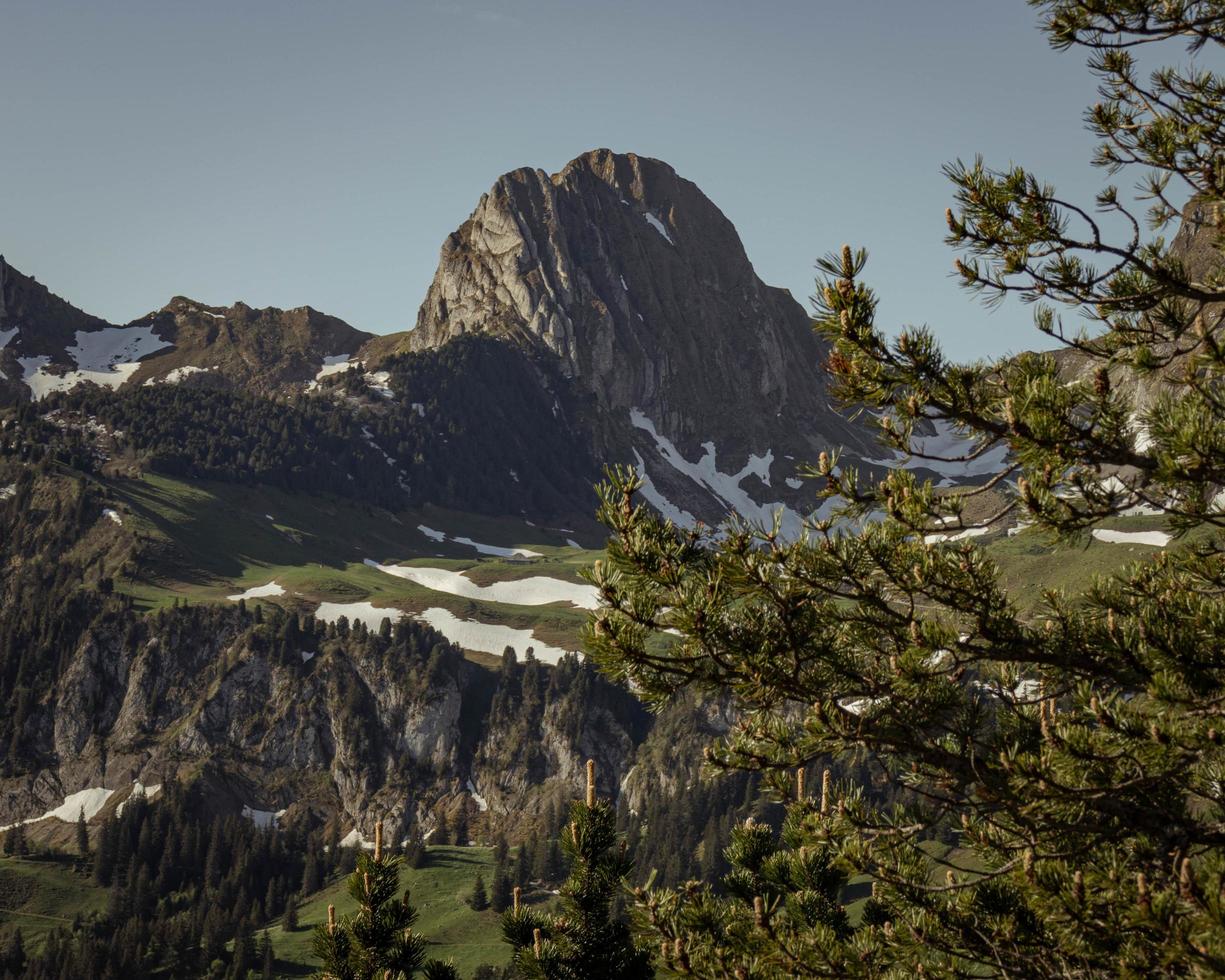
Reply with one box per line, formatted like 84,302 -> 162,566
0,1 -> 1139,359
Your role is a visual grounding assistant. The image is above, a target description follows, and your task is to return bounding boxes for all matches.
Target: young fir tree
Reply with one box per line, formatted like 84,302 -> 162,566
312,821 -> 459,980
502,760 -> 654,978
646,770 -> 854,976
491,864 -> 514,914
75,805 -> 89,859
468,873 -> 489,911
586,3 -> 1225,974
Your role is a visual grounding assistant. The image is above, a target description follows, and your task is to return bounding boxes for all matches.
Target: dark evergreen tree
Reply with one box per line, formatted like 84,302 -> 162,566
284,892 -> 300,932
490,867 -> 513,914
502,761 -> 654,978
312,821 -> 459,979
75,805 -> 89,859
0,928 -> 25,976
433,811 -> 449,848
261,930 -> 275,979
468,873 -> 489,911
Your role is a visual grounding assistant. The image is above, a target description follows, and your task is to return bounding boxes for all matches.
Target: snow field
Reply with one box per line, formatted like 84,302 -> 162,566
20,324 -> 173,399
364,559 -> 598,609
227,581 -> 286,601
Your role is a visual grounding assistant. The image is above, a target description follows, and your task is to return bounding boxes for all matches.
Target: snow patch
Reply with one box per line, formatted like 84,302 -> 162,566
314,601 -> 404,630
864,418 -> 1011,479
242,805 -> 288,829
566,539 -> 582,549
630,409 -> 811,538
1091,528 -> 1171,547
415,524 -> 542,557
924,526 -> 990,544
0,484 -> 14,500
300,650 -> 316,664
145,365 -> 209,386
785,477 -> 803,490
117,782 -> 161,818
466,780 -> 489,812
339,828 -> 376,850
0,786 -> 116,833
102,508 -> 123,525
316,354 -> 354,378
1130,413 -> 1154,453
227,581 -> 285,601
364,559 -> 598,609
415,607 -> 578,665
451,536 -> 541,558
20,325 -> 172,399
362,426 -> 396,467
418,524 -> 447,543
0,327 -> 18,350
631,448 -> 699,529
644,212 -> 675,244
366,370 -> 393,399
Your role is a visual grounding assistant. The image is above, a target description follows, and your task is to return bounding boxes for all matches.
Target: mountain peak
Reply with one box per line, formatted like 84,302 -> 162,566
407,149 -> 873,522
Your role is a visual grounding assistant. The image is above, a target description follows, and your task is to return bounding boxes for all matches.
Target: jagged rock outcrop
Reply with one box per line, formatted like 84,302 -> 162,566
0,607 -> 649,844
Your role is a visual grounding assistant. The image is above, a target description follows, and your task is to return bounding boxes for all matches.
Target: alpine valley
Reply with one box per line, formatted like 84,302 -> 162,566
0,150 -> 1182,975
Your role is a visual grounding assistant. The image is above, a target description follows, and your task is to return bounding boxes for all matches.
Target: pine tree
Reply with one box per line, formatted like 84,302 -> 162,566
76,805 -> 89,859
502,760 -> 654,978
491,867 -> 513,914
515,844 -> 532,891
468,873 -> 489,911
303,850 -> 322,895
0,928 -> 25,976
312,820 -> 458,979
284,892 -> 300,932
261,930 -> 275,980
586,3 -> 1225,974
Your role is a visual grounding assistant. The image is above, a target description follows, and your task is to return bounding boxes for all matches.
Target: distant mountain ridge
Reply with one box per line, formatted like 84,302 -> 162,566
1,150 -> 884,528
0,254 -> 373,401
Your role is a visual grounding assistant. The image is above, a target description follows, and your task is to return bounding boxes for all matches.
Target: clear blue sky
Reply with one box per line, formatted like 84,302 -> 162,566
2,0 -> 1112,359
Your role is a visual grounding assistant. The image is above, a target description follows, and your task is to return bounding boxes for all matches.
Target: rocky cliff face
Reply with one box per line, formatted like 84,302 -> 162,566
0,604 -> 650,845
397,149 -> 876,528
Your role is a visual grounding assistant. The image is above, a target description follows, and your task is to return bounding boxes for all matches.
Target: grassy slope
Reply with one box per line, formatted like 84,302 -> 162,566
0,847 -> 516,977
0,856 -> 109,950
267,847 -> 513,977
106,473 -> 603,653
102,472 -> 1196,663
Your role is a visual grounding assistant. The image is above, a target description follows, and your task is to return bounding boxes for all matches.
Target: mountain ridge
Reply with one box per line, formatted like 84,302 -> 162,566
2,149 -> 882,529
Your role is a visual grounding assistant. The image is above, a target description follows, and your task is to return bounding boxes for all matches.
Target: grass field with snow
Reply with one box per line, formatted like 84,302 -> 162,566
98,472 -> 1205,665
105,473 -> 604,661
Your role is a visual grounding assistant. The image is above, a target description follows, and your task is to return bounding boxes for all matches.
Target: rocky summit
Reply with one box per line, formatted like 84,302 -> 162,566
404,149 -> 877,527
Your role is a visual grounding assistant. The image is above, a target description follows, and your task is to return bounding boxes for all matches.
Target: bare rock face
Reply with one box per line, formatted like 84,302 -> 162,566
407,149 -> 875,525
